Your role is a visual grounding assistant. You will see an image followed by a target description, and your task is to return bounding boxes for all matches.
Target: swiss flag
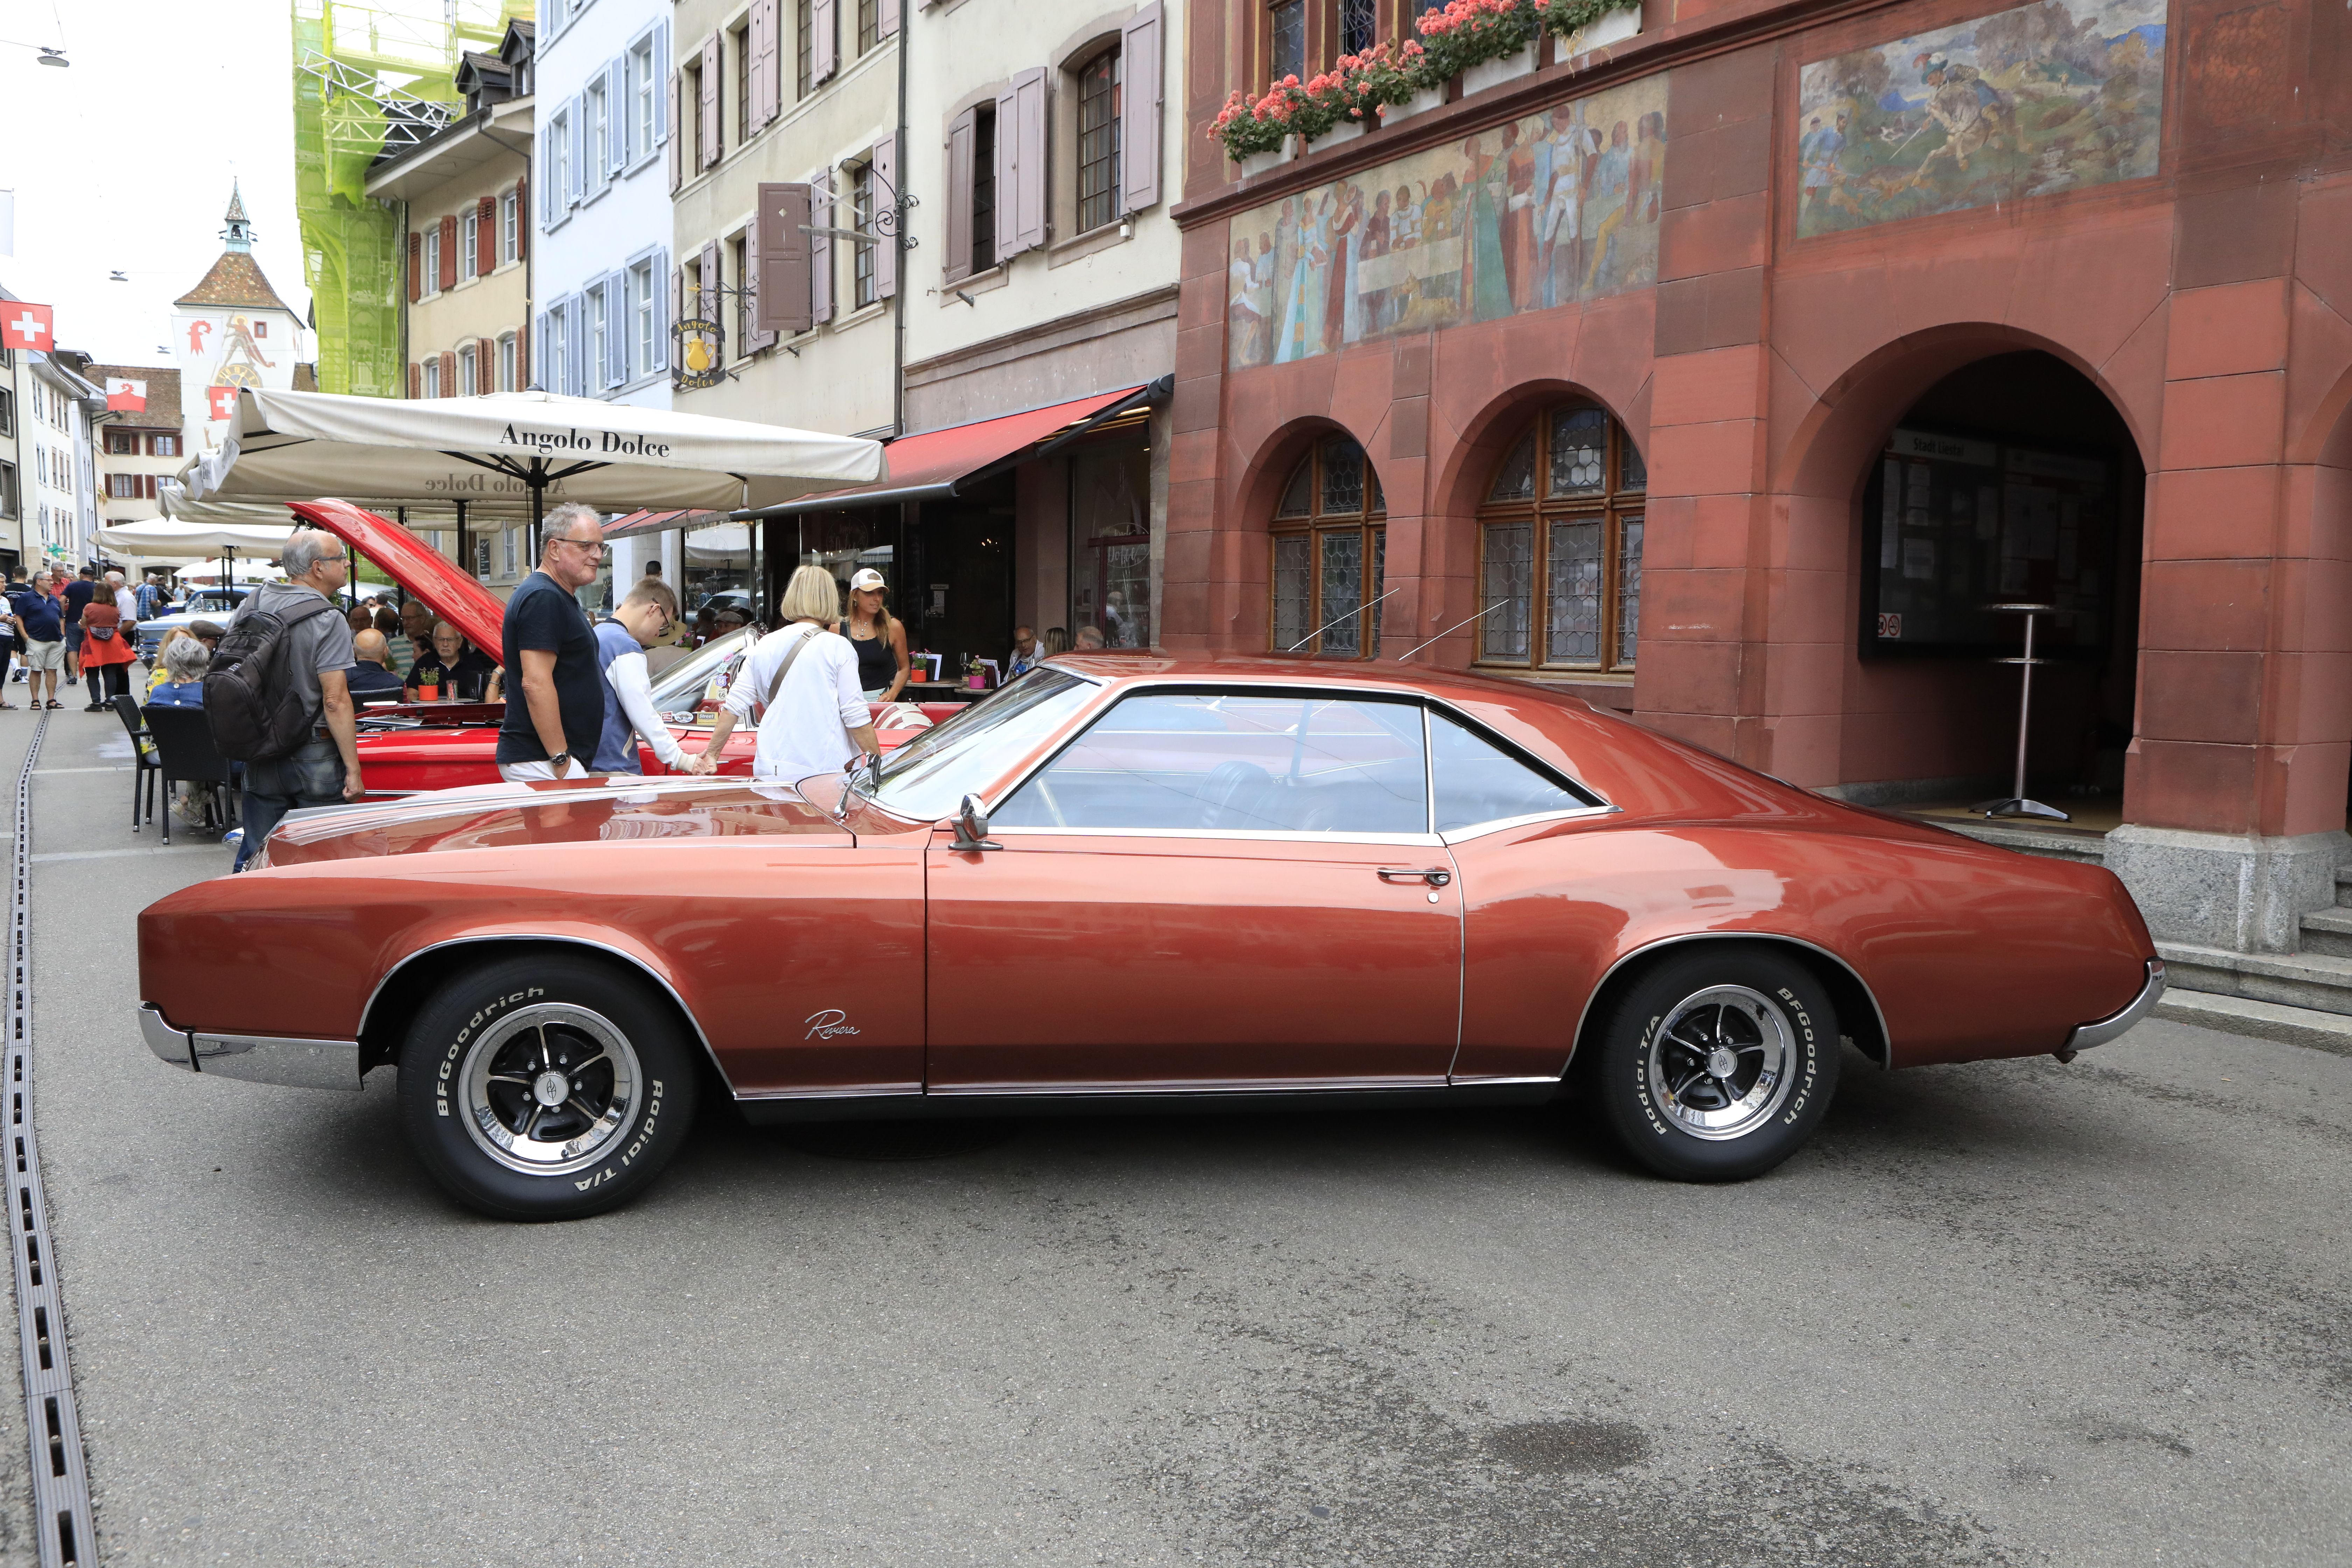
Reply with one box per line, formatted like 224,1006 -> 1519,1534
105,378 -> 147,413
1,303 -> 54,352
206,385 -> 239,421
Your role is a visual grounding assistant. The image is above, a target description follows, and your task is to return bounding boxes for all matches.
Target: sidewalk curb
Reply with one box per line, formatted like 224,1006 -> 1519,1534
2153,992 -> 2352,1059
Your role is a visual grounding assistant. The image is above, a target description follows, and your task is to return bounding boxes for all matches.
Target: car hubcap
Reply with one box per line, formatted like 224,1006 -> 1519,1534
459,1003 -> 643,1177
1646,984 -> 1798,1141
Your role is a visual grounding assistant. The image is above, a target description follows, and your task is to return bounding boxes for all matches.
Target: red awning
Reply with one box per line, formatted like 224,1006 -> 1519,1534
285,498 -> 508,655
748,386 -> 1146,517
602,507 -> 731,539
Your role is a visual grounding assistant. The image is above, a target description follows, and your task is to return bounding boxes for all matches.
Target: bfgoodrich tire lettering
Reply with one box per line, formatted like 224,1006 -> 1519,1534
396,954 -> 701,1220
1591,945 -> 1841,1181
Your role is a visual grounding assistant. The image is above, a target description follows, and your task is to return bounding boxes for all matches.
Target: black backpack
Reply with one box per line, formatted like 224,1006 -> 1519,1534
203,596 -> 336,762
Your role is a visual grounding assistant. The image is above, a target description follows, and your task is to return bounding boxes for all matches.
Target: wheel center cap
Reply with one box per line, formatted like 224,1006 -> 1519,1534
1705,1047 -> 1739,1080
532,1070 -> 570,1107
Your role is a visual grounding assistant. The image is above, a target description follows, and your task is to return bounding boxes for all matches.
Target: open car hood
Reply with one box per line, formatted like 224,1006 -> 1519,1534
284,498 -> 508,653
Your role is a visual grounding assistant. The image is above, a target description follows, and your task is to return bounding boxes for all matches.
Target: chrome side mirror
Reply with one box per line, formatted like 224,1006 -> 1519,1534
952,793 -> 1001,852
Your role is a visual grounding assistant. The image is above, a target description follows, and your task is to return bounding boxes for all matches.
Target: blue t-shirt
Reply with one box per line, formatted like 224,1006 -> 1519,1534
11,589 -> 61,643
148,680 -> 205,708
590,618 -> 644,774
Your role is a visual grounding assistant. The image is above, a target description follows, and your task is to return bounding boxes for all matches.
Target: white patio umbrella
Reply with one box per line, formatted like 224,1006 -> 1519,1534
177,387 -> 886,548
94,518 -> 292,561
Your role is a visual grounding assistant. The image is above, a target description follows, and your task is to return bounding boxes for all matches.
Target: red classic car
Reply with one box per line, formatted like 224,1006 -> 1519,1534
136,656 -> 2164,1221
288,500 -> 956,788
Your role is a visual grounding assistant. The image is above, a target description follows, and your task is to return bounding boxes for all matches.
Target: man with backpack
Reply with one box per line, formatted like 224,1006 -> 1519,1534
211,532 -> 363,870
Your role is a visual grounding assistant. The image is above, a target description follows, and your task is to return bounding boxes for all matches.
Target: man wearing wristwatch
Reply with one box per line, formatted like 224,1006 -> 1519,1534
495,503 -> 610,783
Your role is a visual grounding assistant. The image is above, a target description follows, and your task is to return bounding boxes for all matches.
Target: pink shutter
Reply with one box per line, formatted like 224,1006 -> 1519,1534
700,35 -> 722,167
666,70 -> 684,189
756,182 -> 813,336
699,239 -> 722,326
872,133 -> 898,300
1120,4 -> 1163,214
750,0 -> 780,130
812,0 -> 838,83
440,350 -> 458,394
942,108 -> 975,285
810,169 -> 834,324
1001,67 -> 1048,258
878,0 -> 899,36
439,215 -> 459,289
477,197 -> 498,274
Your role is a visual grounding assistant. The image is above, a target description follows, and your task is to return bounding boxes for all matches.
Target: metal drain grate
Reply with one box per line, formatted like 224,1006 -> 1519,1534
8,714 -> 95,1563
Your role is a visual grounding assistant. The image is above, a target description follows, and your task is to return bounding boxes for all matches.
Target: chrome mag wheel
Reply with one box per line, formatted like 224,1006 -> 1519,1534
459,1003 -> 643,1177
1645,984 -> 1799,1142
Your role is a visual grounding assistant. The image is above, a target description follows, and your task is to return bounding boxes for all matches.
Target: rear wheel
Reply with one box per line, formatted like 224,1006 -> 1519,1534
1590,946 -> 1839,1181
396,954 -> 700,1220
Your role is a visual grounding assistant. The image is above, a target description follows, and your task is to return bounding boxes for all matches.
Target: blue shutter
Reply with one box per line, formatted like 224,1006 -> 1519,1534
567,298 -> 587,396
534,309 -> 550,388
654,23 -> 670,145
651,249 -> 669,370
606,271 -> 628,387
567,94 -> 586,204
607,61 -> 627,177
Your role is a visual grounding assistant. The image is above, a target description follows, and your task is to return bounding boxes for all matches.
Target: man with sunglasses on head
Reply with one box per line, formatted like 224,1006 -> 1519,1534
496,503 -> 610,782
589,576 -> 692,776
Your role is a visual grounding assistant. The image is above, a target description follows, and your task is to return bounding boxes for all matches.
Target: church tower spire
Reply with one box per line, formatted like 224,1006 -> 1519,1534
221,182 -> 253,253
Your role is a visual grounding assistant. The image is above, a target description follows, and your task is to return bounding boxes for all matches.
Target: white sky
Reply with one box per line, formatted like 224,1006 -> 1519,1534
0,0 -> 314,369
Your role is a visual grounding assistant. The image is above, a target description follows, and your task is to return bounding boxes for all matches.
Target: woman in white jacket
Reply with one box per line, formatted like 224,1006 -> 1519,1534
688,565 -> 877,784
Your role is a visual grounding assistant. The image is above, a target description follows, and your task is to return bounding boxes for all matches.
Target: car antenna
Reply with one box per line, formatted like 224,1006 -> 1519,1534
1398,601 -> 1508,661
1284,587 -> 1399,653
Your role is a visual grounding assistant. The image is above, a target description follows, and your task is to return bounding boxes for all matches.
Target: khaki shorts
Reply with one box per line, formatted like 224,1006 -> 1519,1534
19,640 -> 62,673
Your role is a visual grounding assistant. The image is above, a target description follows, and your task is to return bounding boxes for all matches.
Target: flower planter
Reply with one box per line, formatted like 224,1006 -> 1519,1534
1307,119 -> 1368,157
1238,136 -> 1298,178
1459,40 -> 1541,98
1558,6 -> 1642,61
1380,85 -> 1449,127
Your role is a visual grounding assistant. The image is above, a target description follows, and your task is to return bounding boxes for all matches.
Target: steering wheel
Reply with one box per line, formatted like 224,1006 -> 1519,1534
1196,760 -> 1274,830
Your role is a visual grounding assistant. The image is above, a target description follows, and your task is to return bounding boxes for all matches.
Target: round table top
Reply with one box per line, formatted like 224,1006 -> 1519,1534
1982,602 -> 2059,614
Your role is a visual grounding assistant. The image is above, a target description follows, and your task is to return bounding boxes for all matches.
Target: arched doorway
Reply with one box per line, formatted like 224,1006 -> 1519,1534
1849,350 -> 2144,823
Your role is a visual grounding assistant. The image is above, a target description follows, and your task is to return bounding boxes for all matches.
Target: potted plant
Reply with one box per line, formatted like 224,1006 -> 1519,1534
1416,0 -> 1545,98
1210,85 -> 1297,174
1354,37 -> 1444,128
1542,0 -> 1642,60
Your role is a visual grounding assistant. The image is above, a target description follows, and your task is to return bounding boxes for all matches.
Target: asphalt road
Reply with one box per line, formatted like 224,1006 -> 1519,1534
3,701 -> 2347,1566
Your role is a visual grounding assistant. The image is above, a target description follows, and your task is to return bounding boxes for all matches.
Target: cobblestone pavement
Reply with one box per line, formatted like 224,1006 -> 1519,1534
5,706 -> 2346,1565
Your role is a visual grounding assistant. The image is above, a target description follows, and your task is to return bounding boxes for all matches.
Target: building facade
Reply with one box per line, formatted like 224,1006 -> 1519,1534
0,312 -> 21,572
1165,0 -> 2352,975
533,0 -> 678,584
89,368 -> 185,527
172,187 -> 307,460
21,352 -> 99,569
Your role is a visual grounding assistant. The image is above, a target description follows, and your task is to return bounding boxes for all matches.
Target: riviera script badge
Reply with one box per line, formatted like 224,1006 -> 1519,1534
804,1009 -> 862,1040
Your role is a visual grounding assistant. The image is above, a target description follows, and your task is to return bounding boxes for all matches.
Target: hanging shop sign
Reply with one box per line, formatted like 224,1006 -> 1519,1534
672,317 -> 727,391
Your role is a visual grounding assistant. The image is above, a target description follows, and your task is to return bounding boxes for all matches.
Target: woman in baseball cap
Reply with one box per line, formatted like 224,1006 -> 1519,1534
842,567 -> 909,702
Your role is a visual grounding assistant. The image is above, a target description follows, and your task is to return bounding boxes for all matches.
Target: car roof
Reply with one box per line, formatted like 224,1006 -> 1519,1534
1048,652 -> 1583,710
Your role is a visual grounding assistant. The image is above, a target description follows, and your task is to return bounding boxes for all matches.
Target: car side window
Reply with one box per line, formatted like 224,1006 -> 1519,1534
1430,709 -> 1594,833
995,692 -> 1429,835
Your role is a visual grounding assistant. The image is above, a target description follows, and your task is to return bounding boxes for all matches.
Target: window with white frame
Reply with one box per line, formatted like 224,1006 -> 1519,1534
547,303 -> 570,394
499,332 -> 517,392
588,285 -> 609,387
631,38 -> 657,160
422,356 -> 441,399
459,343 -> 477,396
461,208 -> 479,280
501,191 -> 519,262
551,108 -> 573,212
421,225 -> 441,293
631,259 -> 656,377
502,525 -> 519,578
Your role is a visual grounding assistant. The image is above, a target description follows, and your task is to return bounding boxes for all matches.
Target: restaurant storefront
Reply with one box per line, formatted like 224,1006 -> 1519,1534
1169,0 -> 2352,970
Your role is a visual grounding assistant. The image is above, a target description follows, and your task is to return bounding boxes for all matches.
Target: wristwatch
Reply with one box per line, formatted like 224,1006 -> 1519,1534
547,751 -> 572,771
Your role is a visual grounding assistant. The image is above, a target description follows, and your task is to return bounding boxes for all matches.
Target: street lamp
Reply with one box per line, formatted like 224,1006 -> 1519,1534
36,47 -> 66,68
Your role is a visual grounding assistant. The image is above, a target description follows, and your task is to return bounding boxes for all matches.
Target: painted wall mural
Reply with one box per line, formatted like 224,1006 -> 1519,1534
1795,0 -> 2166,240
1225,77 -> 1667,371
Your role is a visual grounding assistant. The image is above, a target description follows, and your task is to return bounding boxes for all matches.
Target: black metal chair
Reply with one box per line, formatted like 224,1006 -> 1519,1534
141,706 -> 239,847
110,694 -> 161,834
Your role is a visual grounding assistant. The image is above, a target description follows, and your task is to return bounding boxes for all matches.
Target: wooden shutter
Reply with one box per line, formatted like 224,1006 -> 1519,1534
407,232 -> 422,302
699,239 -> 722,329
476,197 -> 497,274
810,169 -> 834,324
943,107 -> 975,286
478,339 -> 497,392
812,0 -> 838,83
872,133 -> 898,300
999,68 -> 1048,260
699,35 -> 722,167
755,182 -> 811,338
750,0 -> 780,131
1120,4 -> 1163,214
440,350 -> 458,397
879,0 -> 899,36
666,69 -> 684,190
439,215 -> 459,289
517,318 -> 530,388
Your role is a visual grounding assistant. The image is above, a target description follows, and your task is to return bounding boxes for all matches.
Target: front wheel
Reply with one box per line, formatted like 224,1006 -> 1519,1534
396,954 -> 701,1220
1589,946 -> 1840,1181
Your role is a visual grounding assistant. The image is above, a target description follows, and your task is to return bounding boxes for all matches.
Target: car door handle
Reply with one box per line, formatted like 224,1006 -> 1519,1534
1378,867 -> 1451,888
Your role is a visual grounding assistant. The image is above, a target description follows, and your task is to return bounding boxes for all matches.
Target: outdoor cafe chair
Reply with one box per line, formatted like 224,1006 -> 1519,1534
141,706 -> 240,848
110,694 -> 161,834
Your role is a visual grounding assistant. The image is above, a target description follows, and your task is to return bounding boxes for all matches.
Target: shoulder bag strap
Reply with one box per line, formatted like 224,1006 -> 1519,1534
761,623 -> 824,711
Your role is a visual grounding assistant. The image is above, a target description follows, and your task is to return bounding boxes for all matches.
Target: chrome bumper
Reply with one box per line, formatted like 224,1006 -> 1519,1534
2062,959 -> 2167,1057
140,1003 -> 361,1092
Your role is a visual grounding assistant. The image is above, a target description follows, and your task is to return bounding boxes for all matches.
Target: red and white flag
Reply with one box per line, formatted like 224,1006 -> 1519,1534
1,302 -> 53,352
105,378 -> 147,413
206,384 -> 239,421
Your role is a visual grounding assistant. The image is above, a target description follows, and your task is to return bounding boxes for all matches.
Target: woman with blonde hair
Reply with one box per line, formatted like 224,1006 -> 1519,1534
841,567 -> 909,702
689,564 -> 878,785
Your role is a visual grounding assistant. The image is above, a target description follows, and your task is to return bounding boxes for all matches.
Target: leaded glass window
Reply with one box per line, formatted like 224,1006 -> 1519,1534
1339,0 -> 1376,56
1269,434 -> 1384,658
1269,1 -> 1305,84
1477,402 -> 1643,672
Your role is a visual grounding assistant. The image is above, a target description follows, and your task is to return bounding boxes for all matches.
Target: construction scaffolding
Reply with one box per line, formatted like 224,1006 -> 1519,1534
292,0 -> 525,397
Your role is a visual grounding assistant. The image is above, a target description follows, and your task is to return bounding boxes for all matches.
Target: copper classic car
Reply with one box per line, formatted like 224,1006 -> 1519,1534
136,656 -> 2164,1220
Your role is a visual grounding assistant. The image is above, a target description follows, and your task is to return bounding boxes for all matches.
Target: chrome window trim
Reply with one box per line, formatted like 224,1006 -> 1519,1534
355,934 -> 737,1094
1438,804 -> 1622,845
987,826 -> 1446,848
1563,931 -> 1895,1076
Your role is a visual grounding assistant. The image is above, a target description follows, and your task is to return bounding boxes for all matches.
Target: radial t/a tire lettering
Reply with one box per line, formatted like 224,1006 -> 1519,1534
1590,945 -> 1840,1182
395,954 -> 701,1221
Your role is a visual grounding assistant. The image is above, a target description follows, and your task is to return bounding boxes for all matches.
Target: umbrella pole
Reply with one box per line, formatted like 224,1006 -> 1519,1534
529,464 -> 545,561
455,498 -> 469,587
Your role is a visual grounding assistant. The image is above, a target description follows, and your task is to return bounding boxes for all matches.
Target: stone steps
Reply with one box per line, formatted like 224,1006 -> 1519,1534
2156,941 -> 2352,1018
2151,990 -> 2352,1057
2297,907 -> 2352,959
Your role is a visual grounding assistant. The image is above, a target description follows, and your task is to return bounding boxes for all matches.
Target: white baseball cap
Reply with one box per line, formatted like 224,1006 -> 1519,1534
848,568 -> 887,592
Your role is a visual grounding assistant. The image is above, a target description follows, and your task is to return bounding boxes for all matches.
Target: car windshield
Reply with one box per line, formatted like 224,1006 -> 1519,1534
858,667 -> 1100,821
649,628 -> 756,723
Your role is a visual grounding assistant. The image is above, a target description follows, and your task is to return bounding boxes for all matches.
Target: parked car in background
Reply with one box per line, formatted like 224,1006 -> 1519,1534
137,586 -> 253,659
